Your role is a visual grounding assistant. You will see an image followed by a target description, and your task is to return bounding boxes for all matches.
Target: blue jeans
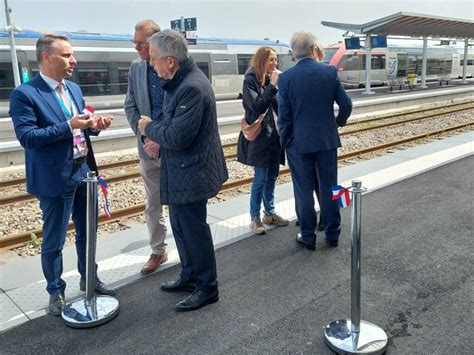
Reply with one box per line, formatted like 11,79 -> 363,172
38,162 -> 91,295
250,163 -> 280,218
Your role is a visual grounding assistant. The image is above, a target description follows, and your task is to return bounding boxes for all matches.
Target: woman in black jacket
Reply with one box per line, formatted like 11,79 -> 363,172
237,46 -> 288,235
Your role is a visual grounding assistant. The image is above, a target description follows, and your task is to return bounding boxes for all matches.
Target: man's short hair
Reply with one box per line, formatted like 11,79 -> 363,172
290,32 -> 319,60
148,29 -> 188,65
135,19 -> 161,36
36,34 -> 69,63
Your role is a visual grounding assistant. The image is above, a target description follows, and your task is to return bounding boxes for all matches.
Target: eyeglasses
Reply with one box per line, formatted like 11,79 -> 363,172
131,40 -> 148,47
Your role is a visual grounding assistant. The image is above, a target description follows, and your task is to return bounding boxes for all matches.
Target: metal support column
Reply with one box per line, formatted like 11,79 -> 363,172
62,171 -> 119,328
362,36 -> 375,95
420,37 -> 428,88
324,180 -> 388,354
3,0 -> 21,88
461,38 -> 468,84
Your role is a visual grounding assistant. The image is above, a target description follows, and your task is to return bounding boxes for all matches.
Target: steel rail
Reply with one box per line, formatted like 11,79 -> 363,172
1,121 -> 471,250
1,102 -> 471,189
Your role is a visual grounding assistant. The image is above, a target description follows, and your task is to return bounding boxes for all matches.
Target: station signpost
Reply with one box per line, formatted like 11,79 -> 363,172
171,16 -> 197,45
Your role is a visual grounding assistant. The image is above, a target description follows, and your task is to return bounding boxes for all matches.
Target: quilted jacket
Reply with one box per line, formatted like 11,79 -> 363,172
144,58 -> 228,205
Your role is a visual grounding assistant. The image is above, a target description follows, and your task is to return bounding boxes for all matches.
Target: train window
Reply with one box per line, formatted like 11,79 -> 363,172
360,55 -> 385,70
426,58 -> 444,75
237,54 -> 252,75
76,68 -> 111,96
371,55 -> 385,70
339,55 -> 361,71
117,68 -> 129,95
0,63 -> 16,100
195,61 -> 210,80
460,59 -> 474,66
320,48 -> 338,64
277,54 -> 294,71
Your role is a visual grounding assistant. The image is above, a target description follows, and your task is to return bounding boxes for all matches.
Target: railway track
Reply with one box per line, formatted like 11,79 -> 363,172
1,120 -> 471,250
1,103 -> 472,206
1,101 -> 471,192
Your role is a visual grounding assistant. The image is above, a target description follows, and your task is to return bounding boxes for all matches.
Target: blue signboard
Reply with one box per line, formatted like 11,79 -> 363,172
184,17 -> 197,31
370,35 -> 387,48
171,19 -> 181,31
344,37 -> 360,50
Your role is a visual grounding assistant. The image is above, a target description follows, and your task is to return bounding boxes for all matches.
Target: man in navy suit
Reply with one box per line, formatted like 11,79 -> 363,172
278,32 -> 352,251
10,34 -> 115,315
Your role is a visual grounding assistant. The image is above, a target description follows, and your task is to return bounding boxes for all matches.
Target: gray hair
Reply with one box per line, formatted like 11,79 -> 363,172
148,29 -> 188,65
290,32 -> 319,60
36,34 -> 69,63
135,19 -> 160,36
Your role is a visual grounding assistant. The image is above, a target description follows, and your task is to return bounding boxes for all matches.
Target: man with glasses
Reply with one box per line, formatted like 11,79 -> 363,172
125,20 -> 169,274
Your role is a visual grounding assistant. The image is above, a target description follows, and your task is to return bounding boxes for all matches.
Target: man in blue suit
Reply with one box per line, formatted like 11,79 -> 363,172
278,32 -> 352,251
10,34 -> 115,315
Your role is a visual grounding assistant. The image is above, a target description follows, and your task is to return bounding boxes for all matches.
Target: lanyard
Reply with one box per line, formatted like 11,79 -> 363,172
54,86 -> 74,120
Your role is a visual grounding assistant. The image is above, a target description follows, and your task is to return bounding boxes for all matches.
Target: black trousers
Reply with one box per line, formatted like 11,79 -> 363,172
169,200 -> 217,292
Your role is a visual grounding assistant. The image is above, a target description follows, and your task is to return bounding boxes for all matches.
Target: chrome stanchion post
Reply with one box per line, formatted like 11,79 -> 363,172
324,180 -> 388,354
351,180 -> 362,335
62,171 -> 119,328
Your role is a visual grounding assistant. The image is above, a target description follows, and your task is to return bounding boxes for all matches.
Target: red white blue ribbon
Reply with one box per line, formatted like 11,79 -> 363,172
332,185 -> 351,208
97,175 -> 111,219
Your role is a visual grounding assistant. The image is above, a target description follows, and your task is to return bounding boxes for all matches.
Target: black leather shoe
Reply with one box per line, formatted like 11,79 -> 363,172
175,289 -> 219,312
79,279 -> 116,296
49,293 -> 66,316
326,239 -> 339,247
296,233 -> 316,251
161,278 -> 196,293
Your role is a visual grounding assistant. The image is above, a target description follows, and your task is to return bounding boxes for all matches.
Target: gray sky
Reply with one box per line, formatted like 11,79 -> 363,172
3,0 -> 473,45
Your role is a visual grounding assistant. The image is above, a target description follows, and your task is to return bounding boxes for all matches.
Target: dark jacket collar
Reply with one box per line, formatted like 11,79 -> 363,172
161,57 -> 194,91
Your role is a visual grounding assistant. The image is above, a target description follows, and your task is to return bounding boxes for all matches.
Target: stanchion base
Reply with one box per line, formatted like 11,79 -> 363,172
62,296 -> 119,328
324,319 -> 388,354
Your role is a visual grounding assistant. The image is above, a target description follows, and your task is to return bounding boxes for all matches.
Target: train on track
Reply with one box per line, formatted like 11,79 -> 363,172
0,29 -> 294,102
1,29 -> 472,106
322,42 -> 474,88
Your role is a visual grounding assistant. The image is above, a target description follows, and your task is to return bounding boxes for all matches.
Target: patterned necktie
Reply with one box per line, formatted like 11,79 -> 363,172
56,83 -> 71,115
57,83 -> 88,156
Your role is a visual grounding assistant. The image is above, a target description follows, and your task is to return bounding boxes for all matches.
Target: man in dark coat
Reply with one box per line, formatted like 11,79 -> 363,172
138,29 -> 228,311
278,32 -> 352,251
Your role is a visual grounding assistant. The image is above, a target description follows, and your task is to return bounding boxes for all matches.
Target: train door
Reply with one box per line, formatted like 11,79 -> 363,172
0,50 -> 29,100
336,53 -> 361,88
190,53 -> 211,82
209,53 -> 239,100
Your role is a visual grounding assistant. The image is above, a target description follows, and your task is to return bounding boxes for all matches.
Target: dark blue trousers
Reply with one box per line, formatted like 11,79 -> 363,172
37,162 -> 90,295
286,146 -> 341,244
169,200 -> 218,293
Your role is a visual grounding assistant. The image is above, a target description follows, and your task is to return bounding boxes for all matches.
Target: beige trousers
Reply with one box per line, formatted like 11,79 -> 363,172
139,157 -> 168,255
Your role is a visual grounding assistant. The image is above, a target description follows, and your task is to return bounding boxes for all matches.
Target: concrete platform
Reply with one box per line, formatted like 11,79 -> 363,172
0,131 -> 472,353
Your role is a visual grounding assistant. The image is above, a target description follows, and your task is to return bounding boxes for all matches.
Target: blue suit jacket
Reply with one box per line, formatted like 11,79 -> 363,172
278,57 -> 352,154
10,74 -> 98,197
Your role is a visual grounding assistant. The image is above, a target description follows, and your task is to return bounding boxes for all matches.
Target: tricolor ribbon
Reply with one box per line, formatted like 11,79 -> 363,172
97,175 -> 111,219
332,185 -> 351,208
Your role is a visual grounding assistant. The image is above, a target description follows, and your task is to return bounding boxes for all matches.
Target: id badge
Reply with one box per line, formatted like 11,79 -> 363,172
73,129 -> 86,145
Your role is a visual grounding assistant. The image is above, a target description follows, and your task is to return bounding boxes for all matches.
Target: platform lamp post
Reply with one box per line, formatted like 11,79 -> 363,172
62,172 -> 119,328
324,180 -> 388,354
3,0 -> 21,88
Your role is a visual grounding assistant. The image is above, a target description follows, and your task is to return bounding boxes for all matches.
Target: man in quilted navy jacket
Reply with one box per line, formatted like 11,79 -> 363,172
138,29 -> 228,311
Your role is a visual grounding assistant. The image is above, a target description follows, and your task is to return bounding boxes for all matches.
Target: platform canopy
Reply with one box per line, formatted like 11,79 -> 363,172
321,12 -> 474,39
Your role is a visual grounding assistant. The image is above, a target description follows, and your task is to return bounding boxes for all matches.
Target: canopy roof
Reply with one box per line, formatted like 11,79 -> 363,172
322,12 -> 474,39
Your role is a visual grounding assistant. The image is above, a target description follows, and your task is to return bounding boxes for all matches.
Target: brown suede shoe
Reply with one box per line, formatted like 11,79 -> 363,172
141,252 -> 168,275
